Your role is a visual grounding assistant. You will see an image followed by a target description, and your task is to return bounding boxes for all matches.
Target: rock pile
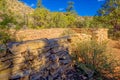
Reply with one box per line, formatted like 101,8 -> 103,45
0,35 -> 97,80
0,36 -> 79,80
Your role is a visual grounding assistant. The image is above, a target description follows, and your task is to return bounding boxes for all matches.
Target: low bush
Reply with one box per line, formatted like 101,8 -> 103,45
0,29 -> 16,48
0,31 -> 10,43
71,40 -> 119,79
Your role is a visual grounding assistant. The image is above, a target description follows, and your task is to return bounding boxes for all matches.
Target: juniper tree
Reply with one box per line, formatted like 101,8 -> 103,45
95,0 -> 120,31
37,0 -> 43,8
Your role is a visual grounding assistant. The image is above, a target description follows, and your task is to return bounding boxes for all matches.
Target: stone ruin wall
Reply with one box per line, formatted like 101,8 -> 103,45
0,28 -> 108,80
0,37 -> 73,80
0,35 -> 97,80
10,28 -> 108,42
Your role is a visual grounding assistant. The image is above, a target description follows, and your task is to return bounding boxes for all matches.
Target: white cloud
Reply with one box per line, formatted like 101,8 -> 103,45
98,0 -> 104,2
30,4 -> 35,7
59,8 -> 64,11
24,3 -> 35,7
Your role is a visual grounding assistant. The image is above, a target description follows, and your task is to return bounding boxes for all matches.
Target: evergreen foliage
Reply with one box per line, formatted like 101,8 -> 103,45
95,0 -> 120,30
37,0 -> 43,8
94,0 -> 120,39
66,1 -> 74,13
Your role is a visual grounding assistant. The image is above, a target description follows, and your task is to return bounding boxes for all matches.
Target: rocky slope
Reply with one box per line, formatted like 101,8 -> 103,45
6,0 -> 33,16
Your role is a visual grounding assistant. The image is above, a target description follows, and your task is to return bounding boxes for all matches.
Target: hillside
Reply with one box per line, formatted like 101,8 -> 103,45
0,0 -> 94,28
0,0 -> 34,28
5,0 -> 33,16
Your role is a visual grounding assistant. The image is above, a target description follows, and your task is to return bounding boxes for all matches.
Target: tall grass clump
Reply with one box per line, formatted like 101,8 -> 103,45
71,40 -> 118,79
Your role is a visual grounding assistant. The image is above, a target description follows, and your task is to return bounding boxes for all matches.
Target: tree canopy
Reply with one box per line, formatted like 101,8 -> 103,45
66,1 -> 74,12
95,0 -> 120,30
37,0 -> 43,8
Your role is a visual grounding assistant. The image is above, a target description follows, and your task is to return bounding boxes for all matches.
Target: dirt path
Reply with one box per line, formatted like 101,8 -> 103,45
106,39 -> 120,79
107,39 -> 120,60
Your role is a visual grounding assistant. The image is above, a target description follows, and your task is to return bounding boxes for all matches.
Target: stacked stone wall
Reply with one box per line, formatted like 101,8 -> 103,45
0,36 -> 73,80
0,28 -> 108,79
10,28 -> 108,42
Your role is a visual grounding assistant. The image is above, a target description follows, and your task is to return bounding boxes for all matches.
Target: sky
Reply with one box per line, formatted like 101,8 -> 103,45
21,0 -> 105,16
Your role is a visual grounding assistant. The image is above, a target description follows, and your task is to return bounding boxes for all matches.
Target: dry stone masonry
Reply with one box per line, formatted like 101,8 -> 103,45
0,36 -> 96,80
0,37 -> 76,80
10,28 -> 108,42
0,28 -> 108,80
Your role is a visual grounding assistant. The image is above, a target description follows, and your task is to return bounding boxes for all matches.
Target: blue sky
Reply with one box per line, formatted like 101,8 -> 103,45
21,0 -> 105,16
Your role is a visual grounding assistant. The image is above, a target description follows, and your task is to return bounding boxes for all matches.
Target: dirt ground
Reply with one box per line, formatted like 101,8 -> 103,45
107,39 -> 120,60
106,39 -> 120,79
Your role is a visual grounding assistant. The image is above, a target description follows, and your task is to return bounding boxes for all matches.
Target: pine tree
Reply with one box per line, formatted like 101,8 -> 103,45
37,0 -> 42,8
95,0 -> 120,31
66,1 -> 74,12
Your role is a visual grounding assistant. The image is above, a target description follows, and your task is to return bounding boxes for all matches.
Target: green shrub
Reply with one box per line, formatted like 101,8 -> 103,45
0,30 -> 16,45
71,40 -> 118,79
0,31 -> 10,44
